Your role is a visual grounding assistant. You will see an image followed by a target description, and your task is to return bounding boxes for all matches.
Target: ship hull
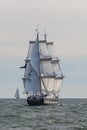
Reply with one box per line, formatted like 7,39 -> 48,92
27,96 -> 44,106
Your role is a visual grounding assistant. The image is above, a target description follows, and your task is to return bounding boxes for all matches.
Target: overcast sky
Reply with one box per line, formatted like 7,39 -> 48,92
0,0 -> 87,98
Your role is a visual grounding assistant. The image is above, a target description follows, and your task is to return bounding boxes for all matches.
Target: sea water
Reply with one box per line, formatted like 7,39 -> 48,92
0,99 -> 87,130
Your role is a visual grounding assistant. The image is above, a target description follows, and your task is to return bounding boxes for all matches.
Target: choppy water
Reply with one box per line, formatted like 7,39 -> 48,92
0,99 -> 87,130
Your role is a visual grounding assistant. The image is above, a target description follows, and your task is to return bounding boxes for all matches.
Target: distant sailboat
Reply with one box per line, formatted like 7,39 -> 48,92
15,88 -> 20,99
20,30 -> 64,105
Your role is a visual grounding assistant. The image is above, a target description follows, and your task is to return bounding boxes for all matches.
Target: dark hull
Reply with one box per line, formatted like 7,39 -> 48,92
27,96 -> 44,106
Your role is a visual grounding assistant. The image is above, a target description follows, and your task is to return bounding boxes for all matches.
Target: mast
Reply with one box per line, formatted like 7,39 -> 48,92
44,29 -> 47,42
35,30 -> 42,94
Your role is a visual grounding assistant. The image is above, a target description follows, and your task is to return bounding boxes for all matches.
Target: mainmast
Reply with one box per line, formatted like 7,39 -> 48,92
35,30 -> 42,94
44,29 -> 47,42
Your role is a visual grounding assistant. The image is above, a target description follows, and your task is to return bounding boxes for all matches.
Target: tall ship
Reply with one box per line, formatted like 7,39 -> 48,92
20,30 -> 64,105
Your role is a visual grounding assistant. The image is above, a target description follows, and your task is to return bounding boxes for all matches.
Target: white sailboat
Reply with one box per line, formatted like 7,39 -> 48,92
15,88 -> 20,99
20,30 -> 64,105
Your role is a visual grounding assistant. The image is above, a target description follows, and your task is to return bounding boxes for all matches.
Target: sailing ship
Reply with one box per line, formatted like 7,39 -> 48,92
20,30 -> 64,105
15,88 -> 20,99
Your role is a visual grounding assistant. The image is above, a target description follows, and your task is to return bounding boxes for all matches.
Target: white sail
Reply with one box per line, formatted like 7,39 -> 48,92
39,41 -> 50,59
39,40 -> 53,77
26,41 -> 34,61
23,65 -> 41,94
15,88 -> 20,99
46,42 -> 56,58
31,34 -> 40,74
40,60 -> 54,76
